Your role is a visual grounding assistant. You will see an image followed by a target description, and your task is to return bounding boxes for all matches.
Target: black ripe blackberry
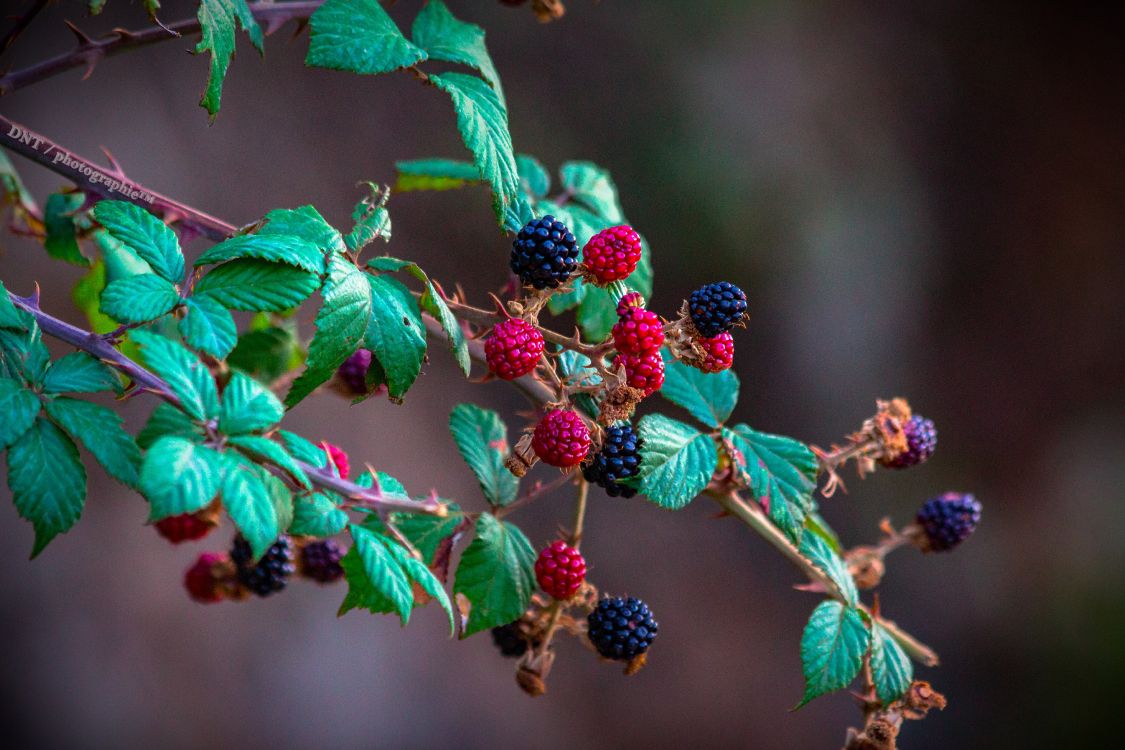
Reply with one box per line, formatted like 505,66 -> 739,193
587,596 -> 658,661
231,535 -> 295,597
688,281 -> 747,337
490,623 -> 529,658
583,423 -> 643,498
510,215 -> 578,289
916,492 -> 981,552
300,539 -> 345,583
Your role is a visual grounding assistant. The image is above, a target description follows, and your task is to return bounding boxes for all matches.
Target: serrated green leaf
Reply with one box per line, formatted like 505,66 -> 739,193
140,436 -> 223,520
726,424 -> 817,543
453,514 -> 535,637
382,537 -> 455,635
7,417 -> 86,557
0,377 -> 41,448
0,280 -> 24,329
345,184 -> 392,251
430,72 -> 519,224
228,434 -> 311,490
96,229 -> 153,281
195,0 -> 264,119
220,453 -> 279,559
394,159 -> 480,192
262,469 -> 294,534
286,255 -> 371,407
344,525 -> 414,623
448,404 -> 518,506
278,430 -> 327,468
636,414 -> 718,510
41,352 -> 121,395
577,284 -> 618,341
355,470 -> 406,495
195,259 -> 321,312
195,233 -> 325,274
290,492 -> 348,537
516,154 -> 550,199
388,505 -> 465,564
871,622 -> 914,705
100,273 -> 180,324
660,352 -> 739,429
227,325 -> 303,384
799,529 -> 859,606
259,205 -> 345,255
365,274 -> 426,400
306,0 -> 426,75
179,295 -> 237,359
559,161 -> 625,223
0,312 -> 49,385
45,397 -> 141,488
412,1 -> 502,98
219,371 -> 283,435
798,600 -> 870,708
137,402 -> 202,449
132,331 -> 219,421
44,192 -> 89,266
91,201 -> 183,283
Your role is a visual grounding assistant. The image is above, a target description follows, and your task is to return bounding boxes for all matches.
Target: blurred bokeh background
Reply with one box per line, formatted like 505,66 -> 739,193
1,0 -> 1123,747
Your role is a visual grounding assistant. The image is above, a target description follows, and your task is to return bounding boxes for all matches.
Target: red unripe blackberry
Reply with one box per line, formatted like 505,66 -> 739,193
614,351 -> 665,396
155,512 -> 215,544
534,540 -> 587,600
184,552 -> 228,603
299,539 -> 345,583
880,415 -> 937,469
582,225 -> 643,284
323,442 -> 350,479
485,318 -> 545,380
616,292 -> 645,316
693,332 -> 734,373
532,409 -> 591,467
612,307 -> 664,357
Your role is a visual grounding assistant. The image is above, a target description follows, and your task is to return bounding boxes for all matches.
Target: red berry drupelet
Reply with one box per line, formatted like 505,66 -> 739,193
614,351 -> 665,396
587,596 -> 659,661
323,442 -> 350,479
231,535 -> 295,597
583,423 -> 643,498
485,318 -> 545,380
881,415 -> 937,469
532,409 -> 591,467
612,306 -> 664,357
694,332 -> 734,373
155,512 -> 214,544
916,492 -> 981,552
300,540 -> 345,583
510,215 -> 578,289
184,552 -> 228,603
582,224 -> 642,284
688,281 -> 748,337
337,349 -> 374,394
534,540 -> 587,600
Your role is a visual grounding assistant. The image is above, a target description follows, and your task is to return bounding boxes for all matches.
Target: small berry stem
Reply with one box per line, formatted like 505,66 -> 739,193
569,478 -> 589,549
495,472 -> 575,518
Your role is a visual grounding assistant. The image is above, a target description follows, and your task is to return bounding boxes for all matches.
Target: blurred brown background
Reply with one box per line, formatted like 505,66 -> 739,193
1,1 -> 1123,748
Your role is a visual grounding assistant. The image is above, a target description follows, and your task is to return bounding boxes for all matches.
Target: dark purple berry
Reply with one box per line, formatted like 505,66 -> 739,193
510,215 -> 578,290
883,415 -> 937,469
491,623 -> 529,658
916,492 -> 981,552
337,349 -> 373,394
583,423 -> 643,498
231,535 -> 295,597
688,281 -> 747,337
300,540 -> 345,583
587,596 -> 658,661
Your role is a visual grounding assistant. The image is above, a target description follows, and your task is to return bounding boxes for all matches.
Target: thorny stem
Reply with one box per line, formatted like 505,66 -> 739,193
495,472 -> 574,519
6,292 -> 445,517
438,294 -> 604,359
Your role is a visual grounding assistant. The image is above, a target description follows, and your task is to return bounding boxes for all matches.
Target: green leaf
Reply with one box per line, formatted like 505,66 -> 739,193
41,352 -> 121,395
290,492 -> 348,538
660,352 -> 739,428
556,349 -> 600,420
44,192 -> 90,266
394,159 -> 480,192
871,622 -> 914,705
382,538 -> 455,635
345,184 -> 392,251
804,511 -> 843,554
195,259 -> 321,312
306,0 -> 426,75
364,274 -> 426,400
636,414 -> 718,510
0,313 -> 49,384
453,514 -> 536,637
798,600 -> 870,708
559,161 -> 625,223
448,404 -> 518,506
356,470 -> 406,495
45,397 -> 141,488
7,417 -> 86,557
389,505 -> 465,565
798,529 -> 859,606
195,233 -> 325,275
286,255 -> 371,407
516,154 -> 550,199
576,284 -> 618,342
219,371 -> 284,435
259,205 -> 345,255
278,430 -> 327,468
137,402 -> 202,449
91,201 -> 183,283
0,280 -> 24,329
140,436 -> 223,520
179,295 -> 237,358
430,72 -> 520,224
96,229 -> 153,281
227,435 -> 311,490
343,525 -> 414,623
194,0 -> 264,119
726,424 -> 818,543
100,274 -> 180,324
228,325 -> 303,383
132,331 -> 219,421
71,261 -> 118,336
0,377 -> 41,449
412,1 -> 502,96
262,469 -> 294,534
220,453 -> 280,559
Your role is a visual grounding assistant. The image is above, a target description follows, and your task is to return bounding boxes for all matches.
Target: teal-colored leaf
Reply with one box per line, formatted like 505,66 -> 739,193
95,229 -> 153,281
453,514 -> 536,637
262,469 -> 294,534
227,434 -> 311,490
258,205 -> 345,255
7,417 -> 86,557
219,371 -> 284,435
41,352 -> 121,395
228,325 -> 303,384
290,492 -> 348,537
91,200 -> 183,283
0,312 -> 49,384
576,284 -> 618,342
412,1 -> 502,97
660,351 -> 739,429
448,404 -> 518,507
394,159 -> 480,193
556,349 -> 600,420
798,529 -> 859,606
195,259 -> 321,312
306,0 -> 426,75
195,233 -> 325,275
382,537 -> 455,635
132,331 -> 219,421
344,525 -> 414,623
516,154 -> 550,199
179,295 -> 237,358
804,511 -> 843,554
45,397 -> 141,488
388,505 -> 465,565
137,402 -> 203,449
100,274 -> 180,324
345,183 -> 392,251
0,377 -> 41,448
365,274 -> 426,400
278,430 -> 327,468
140,436 -> 223,520
636,414 -> 718,510
559,161 -> 625,223
0,280 -> 24,329
798,600 -> 870,708
220,453 -> 279,559
726,424 -> 818,543
871,622 -> 914,705
44,192 -> 90,266
194,0 -> 264,119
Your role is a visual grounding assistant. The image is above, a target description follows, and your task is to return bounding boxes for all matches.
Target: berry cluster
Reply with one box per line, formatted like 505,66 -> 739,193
486,318 -> 545,380
231,535 -> 295,597
587,596 -> 659,661
916,492 -> 981,552
688,281 -> 748,338
881,415 -> 937,469
583,225 -> 643,284
510,215 -> 578,289
300,539 -> 345,583
534,540 -> 587,600
154,511 -> 215,544
338,349 -> 374,394
532,409 -> 591,467
583,423 -> 642,497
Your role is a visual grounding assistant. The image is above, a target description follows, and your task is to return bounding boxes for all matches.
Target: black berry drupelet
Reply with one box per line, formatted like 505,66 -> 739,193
587,596 -> 659,661
300,539 -> 345,583
916,492 -> 981,552
231,535 -> 295,597
882,415 -> 937,469
688,281 -> 748,337
490,623 -> 529,658
583,423 -> 643,498
510,215 -> 578,289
